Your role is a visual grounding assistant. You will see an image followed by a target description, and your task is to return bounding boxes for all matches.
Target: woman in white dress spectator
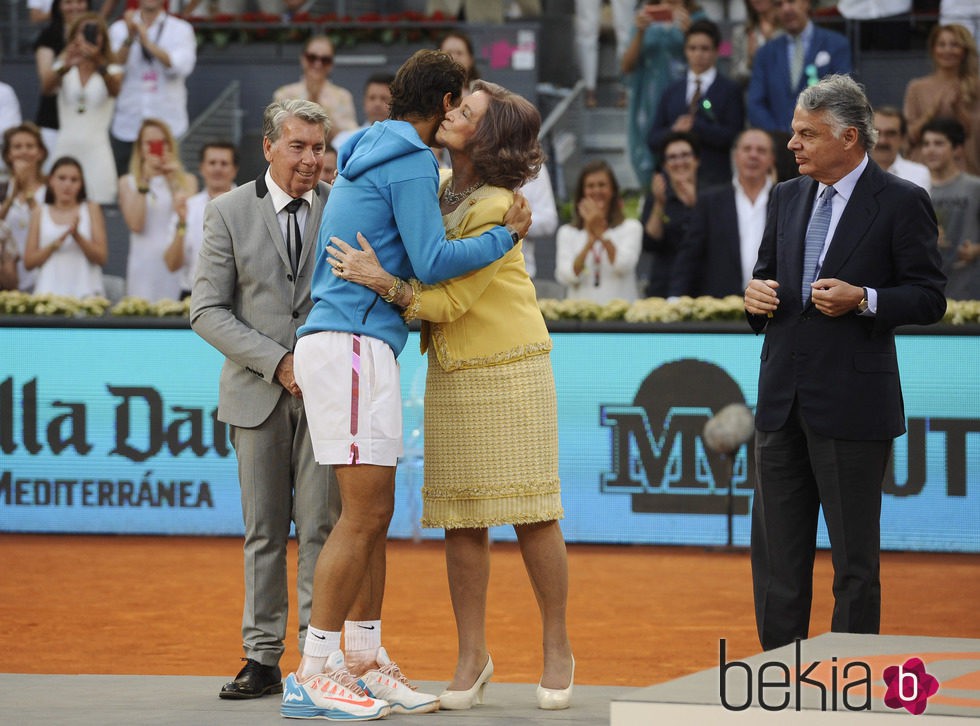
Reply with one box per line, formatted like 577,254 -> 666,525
118,118 -> 197,302
34,0 -> 94,166
52,13 -> 123,204
0,123 -> 49,292
24,155 -> 107,298
555,160 -> 642,303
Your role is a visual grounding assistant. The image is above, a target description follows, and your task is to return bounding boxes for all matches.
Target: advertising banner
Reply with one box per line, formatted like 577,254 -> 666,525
1,327 -> 977,551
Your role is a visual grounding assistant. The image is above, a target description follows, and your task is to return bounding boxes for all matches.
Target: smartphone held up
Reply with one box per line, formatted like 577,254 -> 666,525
82,22 -> 99,45
644,3 -> 674,22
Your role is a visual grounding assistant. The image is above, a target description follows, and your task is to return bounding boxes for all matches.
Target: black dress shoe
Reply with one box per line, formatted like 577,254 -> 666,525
218,658 -> 283,699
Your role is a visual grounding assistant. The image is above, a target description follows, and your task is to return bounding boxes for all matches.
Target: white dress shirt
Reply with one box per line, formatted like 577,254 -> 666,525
0,83 -> 21,137
837,0 -> 911,18
886,154 -> 931,192
109,12 -> 197,141
686,67 -> 718,105
734,176 -> 772,290
0,83 -> 21,178
265,170 -> 313,249
810,154 -> 877,312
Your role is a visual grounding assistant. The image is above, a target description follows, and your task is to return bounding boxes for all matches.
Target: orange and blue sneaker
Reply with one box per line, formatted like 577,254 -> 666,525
281,650 -> 390,721
357,647 -> 440,714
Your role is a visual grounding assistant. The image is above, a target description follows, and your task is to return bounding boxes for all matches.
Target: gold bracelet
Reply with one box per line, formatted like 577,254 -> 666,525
176,222 -> 187,235
381,277 -> 404,303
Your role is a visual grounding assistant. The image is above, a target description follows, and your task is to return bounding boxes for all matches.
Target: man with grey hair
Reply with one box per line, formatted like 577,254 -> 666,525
744,75 -> 946,651
191,98 -> 341,699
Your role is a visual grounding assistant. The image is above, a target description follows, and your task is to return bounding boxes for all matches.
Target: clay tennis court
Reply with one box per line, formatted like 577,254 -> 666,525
3,534 -> 978,688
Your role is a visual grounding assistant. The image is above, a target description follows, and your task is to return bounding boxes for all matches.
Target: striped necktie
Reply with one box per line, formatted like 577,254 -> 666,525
689,77 -> 702,115
790,35 -> 805,89
801,185 -> 836,306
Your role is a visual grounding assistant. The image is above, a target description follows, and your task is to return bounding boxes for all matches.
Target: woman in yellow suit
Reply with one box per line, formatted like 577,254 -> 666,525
327,80 -> 574,712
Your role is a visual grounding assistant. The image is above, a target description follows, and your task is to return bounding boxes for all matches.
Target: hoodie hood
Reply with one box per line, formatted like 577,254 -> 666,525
338,120 -> 431,182
301,118 -> 511,358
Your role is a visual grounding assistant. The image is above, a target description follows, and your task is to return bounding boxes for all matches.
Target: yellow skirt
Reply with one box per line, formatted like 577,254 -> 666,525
420,349 -> 563,530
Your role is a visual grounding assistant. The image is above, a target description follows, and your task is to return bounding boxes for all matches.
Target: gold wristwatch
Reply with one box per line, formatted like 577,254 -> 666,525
857,288 -> 869,314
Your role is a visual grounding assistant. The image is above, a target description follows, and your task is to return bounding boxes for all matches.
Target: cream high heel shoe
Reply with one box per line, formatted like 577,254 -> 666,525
438,656 -> 493,710
536,656 -> 575,710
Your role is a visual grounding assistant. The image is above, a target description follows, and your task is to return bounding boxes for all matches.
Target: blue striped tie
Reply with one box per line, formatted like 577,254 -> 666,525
801,185 -> 836,306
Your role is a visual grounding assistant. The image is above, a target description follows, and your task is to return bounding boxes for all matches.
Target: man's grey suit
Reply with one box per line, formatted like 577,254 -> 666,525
191,173 -> 340,666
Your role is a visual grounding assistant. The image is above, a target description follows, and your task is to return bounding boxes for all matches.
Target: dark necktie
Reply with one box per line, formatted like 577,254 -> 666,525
689,77 -> 702,116
801,185 -> 836,306
284,198 -> 304,276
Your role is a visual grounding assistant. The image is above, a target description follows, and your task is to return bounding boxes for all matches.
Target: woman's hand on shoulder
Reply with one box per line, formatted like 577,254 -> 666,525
503,191 -> 532,240
328,232 -> 392,295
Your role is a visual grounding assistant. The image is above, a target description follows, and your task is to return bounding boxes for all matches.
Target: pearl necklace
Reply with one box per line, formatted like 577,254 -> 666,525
442,180 -> 483,205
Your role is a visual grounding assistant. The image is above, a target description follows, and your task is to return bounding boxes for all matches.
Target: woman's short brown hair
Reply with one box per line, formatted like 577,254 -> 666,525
467,80 -> 543,190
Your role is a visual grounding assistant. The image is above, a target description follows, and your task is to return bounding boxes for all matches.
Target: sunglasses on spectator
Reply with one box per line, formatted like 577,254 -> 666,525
304,52 -> 334,65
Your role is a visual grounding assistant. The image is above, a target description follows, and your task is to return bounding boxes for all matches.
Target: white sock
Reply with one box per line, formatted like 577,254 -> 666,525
298,627 -> 341,680
344,619 -> 382,654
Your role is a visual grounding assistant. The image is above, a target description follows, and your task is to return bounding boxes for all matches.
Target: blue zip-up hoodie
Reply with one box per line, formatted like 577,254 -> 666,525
299,120 -> 513,357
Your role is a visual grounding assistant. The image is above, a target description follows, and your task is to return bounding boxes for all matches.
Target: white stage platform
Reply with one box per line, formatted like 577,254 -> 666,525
0,674 -> 634,725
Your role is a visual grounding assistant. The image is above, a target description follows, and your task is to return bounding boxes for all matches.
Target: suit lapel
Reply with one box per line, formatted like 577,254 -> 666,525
669,83 -> 686,120
723,189 -> 741,266
774,35 -> 793,93
819,163 -> 882,280
256,172 -> 297,273
783,176 -> 818,305
803,32 -> 828,89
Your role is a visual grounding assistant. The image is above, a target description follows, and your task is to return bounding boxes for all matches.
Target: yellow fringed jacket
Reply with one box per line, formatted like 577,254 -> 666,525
403,178 -> 552,371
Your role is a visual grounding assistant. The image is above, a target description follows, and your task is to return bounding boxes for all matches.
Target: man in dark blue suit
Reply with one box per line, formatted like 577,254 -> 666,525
744,75 -> 946,651
648,20 -> 744,188
669,128 -> 775,297
748,0 -> 851,179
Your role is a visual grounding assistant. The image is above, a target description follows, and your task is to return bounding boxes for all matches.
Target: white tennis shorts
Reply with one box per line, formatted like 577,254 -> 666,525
294,331 -> 404,466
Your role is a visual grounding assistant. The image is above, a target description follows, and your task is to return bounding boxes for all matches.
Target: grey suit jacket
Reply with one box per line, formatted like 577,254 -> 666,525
190,173 -> 330,428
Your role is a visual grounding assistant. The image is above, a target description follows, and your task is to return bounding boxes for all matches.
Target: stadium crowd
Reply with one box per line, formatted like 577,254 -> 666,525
1,0 -> 978,304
